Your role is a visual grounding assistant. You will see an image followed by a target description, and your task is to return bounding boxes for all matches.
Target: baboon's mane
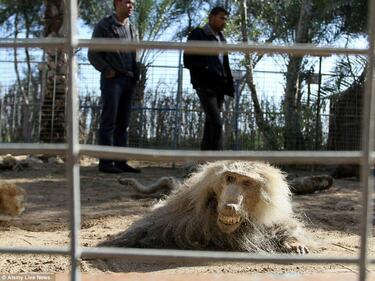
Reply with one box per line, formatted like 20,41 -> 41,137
100,161 -> 303,252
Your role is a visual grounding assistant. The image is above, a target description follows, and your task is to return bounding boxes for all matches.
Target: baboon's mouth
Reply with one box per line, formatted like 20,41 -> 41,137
218,213 -> 242,225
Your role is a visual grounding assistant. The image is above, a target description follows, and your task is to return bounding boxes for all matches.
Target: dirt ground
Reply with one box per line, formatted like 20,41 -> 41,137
0,159 -> 375,275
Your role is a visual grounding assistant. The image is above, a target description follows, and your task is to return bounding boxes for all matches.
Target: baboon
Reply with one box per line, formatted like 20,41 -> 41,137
103,161 -> 309,254
0,182 -> 26,216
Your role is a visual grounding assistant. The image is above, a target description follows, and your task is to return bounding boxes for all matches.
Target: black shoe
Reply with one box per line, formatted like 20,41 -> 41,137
99,165 -> 123,174
115,162 -> 141,173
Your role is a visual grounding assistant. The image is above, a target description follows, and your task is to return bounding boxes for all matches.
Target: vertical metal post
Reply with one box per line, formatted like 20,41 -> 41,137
358,0 -> 375,280
173,47 -> 183,150
0,97 -> 3,142
66,0 -> 81,280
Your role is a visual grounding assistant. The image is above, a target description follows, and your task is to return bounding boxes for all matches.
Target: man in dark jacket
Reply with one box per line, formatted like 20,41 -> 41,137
88,0 -> 140,173
184,6 -> 234,151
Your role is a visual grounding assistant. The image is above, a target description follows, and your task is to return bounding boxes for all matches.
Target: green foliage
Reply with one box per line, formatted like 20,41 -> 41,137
0,0 -> 43,37
247,0 -> 301,42
321,55 -> 366,97
134,0 -> 153,39
134,0 -> 208,41
79,0 -> 206,40
235,0 -> 368,98
240,0 -> 368,44
79,0 -> 112,25
323,0 -> 368,34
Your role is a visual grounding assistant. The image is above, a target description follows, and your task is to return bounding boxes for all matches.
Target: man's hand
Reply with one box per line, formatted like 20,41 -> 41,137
105,69 -> 116,79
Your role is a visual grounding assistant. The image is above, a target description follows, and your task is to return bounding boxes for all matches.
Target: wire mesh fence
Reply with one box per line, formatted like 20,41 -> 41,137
0,48 -> 363,151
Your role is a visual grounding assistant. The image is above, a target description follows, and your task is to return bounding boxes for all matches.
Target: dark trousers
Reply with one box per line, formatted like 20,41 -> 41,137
196,88 -> 224,150
98,74 -> 135,167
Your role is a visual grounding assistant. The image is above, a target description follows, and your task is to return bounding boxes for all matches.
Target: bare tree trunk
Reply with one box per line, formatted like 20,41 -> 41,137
22,47 -> 33,142
79,96 -> 90,144
314,57 -> 323,150
12,14 -> 21,141
40,0 -> 67,143
239,0 -> 278,149
283,0 -> 313,150
21,13 -> 34,142
87,98 -> 100,145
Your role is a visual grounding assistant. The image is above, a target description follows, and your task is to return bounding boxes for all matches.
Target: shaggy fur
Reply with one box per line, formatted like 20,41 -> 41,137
102,161 -> 308,254
0,182 -> 26,216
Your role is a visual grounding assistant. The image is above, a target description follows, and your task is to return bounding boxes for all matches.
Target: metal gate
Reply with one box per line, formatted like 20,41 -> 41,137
0,0 -> 374,280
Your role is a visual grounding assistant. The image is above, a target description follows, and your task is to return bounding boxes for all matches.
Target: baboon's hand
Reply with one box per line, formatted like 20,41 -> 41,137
282,241 -> 309,255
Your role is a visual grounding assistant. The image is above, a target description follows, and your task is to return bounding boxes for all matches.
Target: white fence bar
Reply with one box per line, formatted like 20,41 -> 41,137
0,38 -> 368,56
0,143 -> 67,155
65,0 -> 80,281
0,143 -> 368,165
81,247 -> 358,264
0,0 -> 374,280
81,144 -> 365,165
0,143 -> 369,165
0,247 -> 364,264
0,38 -> 65,48
358,0 -> 375,279
0,246 -> 358,264
0,245 -> 364,266
78,40 -> 369,56
0,247 -> 70,255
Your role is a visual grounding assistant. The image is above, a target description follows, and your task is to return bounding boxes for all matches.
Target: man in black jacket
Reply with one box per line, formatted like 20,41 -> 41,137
88,0 -> 140,173
184,6 -> 234,150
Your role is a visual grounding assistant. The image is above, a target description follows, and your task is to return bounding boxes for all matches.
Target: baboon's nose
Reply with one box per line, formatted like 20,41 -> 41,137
224,203 -> 241,213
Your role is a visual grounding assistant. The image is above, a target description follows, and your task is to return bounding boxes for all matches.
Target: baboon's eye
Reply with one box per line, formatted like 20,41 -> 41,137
206,193 -> 217,209
225,174 -> 236,183
242,179 -> 253,187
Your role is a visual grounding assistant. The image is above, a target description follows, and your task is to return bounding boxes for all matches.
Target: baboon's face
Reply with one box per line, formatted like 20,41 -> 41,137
214,172 -> 263,233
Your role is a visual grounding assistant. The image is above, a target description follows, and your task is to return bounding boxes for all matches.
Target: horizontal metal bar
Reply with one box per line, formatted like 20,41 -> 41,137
79,39 -> 369,56
0,143 -> 67,156
0,143 -> 372,165
0,38 -> 66,49
0,247 -> 70,255
80,144 -> 365,165
82,247 -> 358,264
0,38 -> 368,56
0,245 -> 361,264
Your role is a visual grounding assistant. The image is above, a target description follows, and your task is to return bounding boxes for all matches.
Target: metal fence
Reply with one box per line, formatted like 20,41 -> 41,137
0,0 -> 374,281
0,55 -> 357,151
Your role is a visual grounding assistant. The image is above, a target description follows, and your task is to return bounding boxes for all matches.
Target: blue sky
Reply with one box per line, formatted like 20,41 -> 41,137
0,17 -> 369,108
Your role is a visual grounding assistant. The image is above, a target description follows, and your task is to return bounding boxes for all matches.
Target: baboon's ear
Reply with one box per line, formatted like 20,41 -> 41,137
259,188 -> 271,204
